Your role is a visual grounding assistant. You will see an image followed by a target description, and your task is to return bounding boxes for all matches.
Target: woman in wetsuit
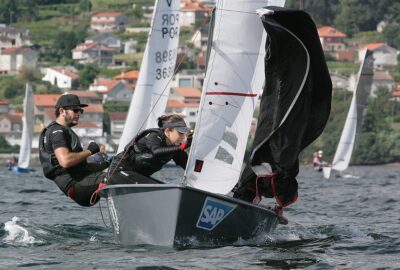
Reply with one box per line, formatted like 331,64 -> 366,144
107,114 -> 192,184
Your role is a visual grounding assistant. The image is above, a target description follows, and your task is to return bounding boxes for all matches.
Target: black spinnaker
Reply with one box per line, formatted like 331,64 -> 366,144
234,7 -> 332,208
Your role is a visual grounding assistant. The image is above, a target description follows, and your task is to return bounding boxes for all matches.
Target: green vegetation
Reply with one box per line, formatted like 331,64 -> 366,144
0,136 -> 19,153
301,87 -> 400,164
327,62 -> 360,76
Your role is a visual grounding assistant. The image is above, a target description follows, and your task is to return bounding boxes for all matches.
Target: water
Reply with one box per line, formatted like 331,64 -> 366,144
1,166 -> 399,269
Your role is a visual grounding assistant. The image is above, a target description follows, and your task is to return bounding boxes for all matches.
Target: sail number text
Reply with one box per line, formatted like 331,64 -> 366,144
155,49 -> 176,80
161,13 -> 179,39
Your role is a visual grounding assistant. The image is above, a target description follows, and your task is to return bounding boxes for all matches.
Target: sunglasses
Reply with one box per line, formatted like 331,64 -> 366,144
64,107 -> 84,114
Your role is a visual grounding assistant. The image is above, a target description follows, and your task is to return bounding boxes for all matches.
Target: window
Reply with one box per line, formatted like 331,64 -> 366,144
179,78 -> 192,87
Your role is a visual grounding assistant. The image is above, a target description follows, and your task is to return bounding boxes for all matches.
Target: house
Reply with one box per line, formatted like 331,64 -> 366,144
180,1 -> 211,27
108,111 -> 127,137
318,26 -> 347,52
330,73 -> 350,90
359,43 -> 398,71
0,47 -> 38,75
113,70 -> 139,86
89,79 -> 133,102
0,113 -> 22,145
124,39 -> 138,54
190,27 -> 209,51
86,33 -> 122,52
371,71 -> 395,95
91,12 -> 129,33
172,70 -> 204,88
42,67 -> 80,90
165,99 -> 198,128
170,87 -> 201,104
0,99 -> 10,114
0,25 -> 32,49
72,42 -> 116,66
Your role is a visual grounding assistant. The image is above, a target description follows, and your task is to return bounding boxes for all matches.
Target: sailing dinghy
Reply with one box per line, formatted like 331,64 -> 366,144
323,50 -> 374,179
13,83 -> 35,173
100,3 -> 332,247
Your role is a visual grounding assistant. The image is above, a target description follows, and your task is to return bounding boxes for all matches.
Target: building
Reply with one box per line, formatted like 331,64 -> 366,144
42,67 -> 80,90
86,33 -> 122,52
0,25 -> 32,49
172,70 -> 204,88
0,99 -> 10,114
108,111 -> 127,137
165,99 -> 198,128
91,12 -> 129,33
180,1 -> 211,27
113,70 -> 140,86
0,113 -> 22,145
89,79 -> 133,102
371,71 -> 395,95
72,42 -> 116,66
359,43 -> 398,71
0,47 -> 38,75
318,26 -> 347,52
170,87 -> 201,104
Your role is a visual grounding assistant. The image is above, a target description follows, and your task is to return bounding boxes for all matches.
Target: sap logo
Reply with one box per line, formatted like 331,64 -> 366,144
196,197 -> 237,231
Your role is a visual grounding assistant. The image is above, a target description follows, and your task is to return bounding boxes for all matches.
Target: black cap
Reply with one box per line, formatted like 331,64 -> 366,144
163,120 -> 190,133
55,94 -> 88,109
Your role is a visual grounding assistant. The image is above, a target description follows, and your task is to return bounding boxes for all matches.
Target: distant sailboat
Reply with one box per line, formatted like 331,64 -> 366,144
13,83 -> 34,173
117,0 -> 181,153
323,50 -> 374,179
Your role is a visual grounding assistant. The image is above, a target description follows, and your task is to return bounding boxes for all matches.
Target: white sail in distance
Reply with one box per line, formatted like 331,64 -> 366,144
117,0 -> 181,153
18,83 -> 34,169
325,50 -> 374,178
184,0 -> 286,194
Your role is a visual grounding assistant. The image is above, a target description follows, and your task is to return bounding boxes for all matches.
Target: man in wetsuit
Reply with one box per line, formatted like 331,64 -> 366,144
39,94 -> 109,206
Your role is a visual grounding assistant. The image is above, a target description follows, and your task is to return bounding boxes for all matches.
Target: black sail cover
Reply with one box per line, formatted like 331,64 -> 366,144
235,7 -> 332,206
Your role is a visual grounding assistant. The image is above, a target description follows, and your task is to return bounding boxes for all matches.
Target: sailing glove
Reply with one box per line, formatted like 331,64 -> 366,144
179,132 -> 193,151
87,142 -> 100,154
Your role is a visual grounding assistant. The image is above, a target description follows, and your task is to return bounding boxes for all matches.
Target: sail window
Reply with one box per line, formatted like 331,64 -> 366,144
222,131 -> 238,149
215,146 -> 234,164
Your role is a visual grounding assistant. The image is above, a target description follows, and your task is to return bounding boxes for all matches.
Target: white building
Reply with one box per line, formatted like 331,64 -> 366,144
359,43 -> 398,71
0,47 -> 38,75
91,12 -> 129,33
42,67 -> 80,90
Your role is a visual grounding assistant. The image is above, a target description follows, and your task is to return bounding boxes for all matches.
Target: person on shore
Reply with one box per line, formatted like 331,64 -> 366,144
39,94 -> 109,207
107,114 -> 192,185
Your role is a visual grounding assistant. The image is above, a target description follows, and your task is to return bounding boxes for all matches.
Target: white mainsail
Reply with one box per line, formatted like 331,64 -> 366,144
18,83 -> 34,169
184,0 -> 285,194
117,0 -> 180,153
324,50 -> 373,178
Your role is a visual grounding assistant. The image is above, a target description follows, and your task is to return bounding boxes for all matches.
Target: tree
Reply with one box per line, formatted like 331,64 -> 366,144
53,31 -> 78,59
0,0 -> 17,24
79,64 -> 100,89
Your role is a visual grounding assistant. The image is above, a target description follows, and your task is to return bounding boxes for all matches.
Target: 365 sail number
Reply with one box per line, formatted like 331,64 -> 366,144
155,49 -> 176,80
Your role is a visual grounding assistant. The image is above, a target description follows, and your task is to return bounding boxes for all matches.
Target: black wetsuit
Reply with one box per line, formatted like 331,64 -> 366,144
39,121 -> 109,206
107,128 -> 188,185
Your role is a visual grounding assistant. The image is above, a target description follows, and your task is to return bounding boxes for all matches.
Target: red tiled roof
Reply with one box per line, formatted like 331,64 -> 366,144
109,112 -> 127,121
360,42 -> 385,51
67,90 -> 100,99
392,91 -> 400,98
114,70 -> 140,80
181,2 -> 211,12
167,99 -> 186,108
34,94 -> 61,107
173,87 -> 201,97
90,79 -> 121,93
1,47 -> 31,55
0,99 -> 9,105
6,113 -> 22,123
318,26 -> 347,38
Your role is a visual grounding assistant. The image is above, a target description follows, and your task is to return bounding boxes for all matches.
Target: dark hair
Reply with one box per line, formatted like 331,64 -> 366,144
157,114 -> 185,128
55,108 -> 61,118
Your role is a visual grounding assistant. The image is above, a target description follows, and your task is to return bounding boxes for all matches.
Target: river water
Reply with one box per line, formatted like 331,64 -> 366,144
1,166 -> 399,269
